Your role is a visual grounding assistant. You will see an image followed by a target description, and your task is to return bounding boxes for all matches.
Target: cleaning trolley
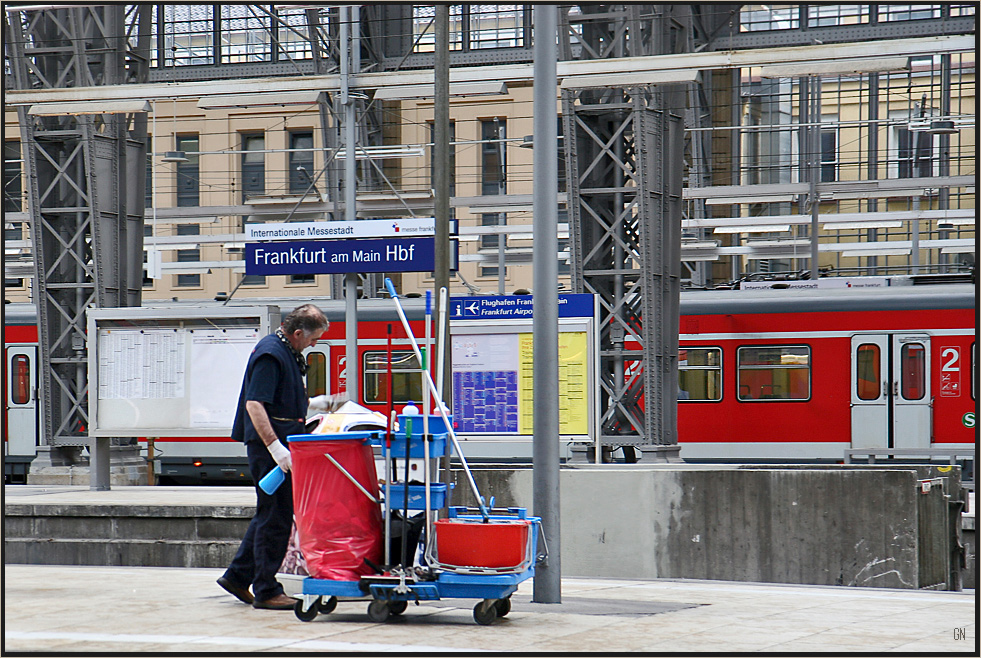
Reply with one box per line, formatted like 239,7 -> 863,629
287,281 -> 545,625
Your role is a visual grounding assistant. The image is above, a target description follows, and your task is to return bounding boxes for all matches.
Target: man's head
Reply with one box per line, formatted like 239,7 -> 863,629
281,304 -> 328,352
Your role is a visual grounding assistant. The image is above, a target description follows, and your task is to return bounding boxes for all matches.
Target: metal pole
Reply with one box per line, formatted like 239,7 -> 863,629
433,5 -> 452,412
342,6 -> 359,402
532,4 -> 561,604
809,76 -> 821,281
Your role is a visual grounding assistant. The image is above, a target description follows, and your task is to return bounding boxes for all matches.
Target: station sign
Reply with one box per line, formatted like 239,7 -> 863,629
245,217 -> 434,241
245,237 -> 435,275
450,293 -> 595,320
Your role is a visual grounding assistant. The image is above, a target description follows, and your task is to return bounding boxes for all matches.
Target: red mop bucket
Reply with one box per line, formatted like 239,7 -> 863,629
290,434 -> 383,581
434,518 -> 531,571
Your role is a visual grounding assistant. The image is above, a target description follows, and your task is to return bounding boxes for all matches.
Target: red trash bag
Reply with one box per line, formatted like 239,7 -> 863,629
290,437 -> 383,581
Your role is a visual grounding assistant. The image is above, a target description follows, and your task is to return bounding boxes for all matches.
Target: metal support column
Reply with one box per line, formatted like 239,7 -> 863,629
433,5 -> 452,406
532,3 -> 561,604
340,6 -> 359,402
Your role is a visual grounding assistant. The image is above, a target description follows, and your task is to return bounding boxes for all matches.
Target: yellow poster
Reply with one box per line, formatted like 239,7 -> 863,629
517,332 -> 588,435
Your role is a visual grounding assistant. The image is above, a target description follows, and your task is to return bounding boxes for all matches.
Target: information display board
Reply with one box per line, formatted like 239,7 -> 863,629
449,294 -> 597,442
87,306 -> 278,436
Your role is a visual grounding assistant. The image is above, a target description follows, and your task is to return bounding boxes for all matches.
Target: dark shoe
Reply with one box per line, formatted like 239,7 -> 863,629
253,593 -> 296,610
217,577 -> 254,605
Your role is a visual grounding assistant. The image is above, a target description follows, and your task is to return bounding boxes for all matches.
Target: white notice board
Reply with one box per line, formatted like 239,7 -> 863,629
188,329 -> 257,428
88,306 -> 277,437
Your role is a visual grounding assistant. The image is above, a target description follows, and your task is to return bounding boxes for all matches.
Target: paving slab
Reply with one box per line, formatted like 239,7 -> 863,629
2,564 -> 975,653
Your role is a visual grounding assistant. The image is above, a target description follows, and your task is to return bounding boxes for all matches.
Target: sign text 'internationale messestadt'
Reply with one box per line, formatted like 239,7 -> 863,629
245,218 -> 434,241
245,237 -> 435,275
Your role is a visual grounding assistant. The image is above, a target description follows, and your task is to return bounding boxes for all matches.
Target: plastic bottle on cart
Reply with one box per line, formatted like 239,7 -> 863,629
402,401 -> 420,415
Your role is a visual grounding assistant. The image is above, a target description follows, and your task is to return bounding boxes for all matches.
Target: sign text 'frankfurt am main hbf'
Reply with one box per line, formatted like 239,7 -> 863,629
245,236 -> 435,276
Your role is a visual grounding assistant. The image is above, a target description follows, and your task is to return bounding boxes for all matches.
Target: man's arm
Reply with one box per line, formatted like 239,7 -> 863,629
246,399 -> 292,472
245,400 -> 279,447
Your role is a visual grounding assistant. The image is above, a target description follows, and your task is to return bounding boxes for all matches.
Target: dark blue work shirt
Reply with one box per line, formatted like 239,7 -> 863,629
231,333 -> 308,445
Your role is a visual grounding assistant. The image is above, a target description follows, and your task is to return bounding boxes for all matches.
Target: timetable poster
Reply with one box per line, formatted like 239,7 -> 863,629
517,332 -> 588,435
452,331 -> 589,435
452,334 -> 520,433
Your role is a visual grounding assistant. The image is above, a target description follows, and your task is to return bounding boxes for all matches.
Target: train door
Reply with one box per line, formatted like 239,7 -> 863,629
850,334 -> 931,449
5,346 -> 38,456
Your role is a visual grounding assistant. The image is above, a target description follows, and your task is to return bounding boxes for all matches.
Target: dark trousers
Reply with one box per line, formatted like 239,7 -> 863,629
223,439 -> 293,602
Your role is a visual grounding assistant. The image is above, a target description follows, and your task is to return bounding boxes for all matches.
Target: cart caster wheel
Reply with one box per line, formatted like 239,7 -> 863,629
367,600 -> 391,623
495,597 -> 511,618
473,599 -> 497,625
294,600 -> 318,622
317,596 -> 337,614
389,600 -> 408,616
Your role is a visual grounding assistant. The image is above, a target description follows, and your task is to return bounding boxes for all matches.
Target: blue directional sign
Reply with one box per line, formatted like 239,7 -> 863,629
245,237 -> 435,275
450,293 -> 595,319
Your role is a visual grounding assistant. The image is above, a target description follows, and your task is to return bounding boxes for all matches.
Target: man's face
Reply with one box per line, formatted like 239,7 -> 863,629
287,328 -> 322,352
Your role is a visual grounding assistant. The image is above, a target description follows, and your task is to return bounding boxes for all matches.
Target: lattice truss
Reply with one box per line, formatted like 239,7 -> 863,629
5,5 -> 151,445
562,88 -> 683,447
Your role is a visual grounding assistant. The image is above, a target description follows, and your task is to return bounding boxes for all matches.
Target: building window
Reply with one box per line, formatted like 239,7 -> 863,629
412,5 -> 464,52
289,131 -> 315,195
737,345 -> 810,401
470,5 -> 525,49
275,6 -> 318,60
4,141 -> 22,212
362,350 -> 423,405
878,4 -> 941,22
239,271 -> 266,287
220,5 -> 272,64
558,208 -> 571,276
175,135 -> 200,207
241,133 -> 265,203
896,126 -> 933,179
163,4 -> 215,66
820,129 -> 838,182
145,136 -> 153,208
480,119 -> 506,278
175,223 -> 200,287
289,274 -> 315,285
740,5 -> 800,32
679,347 -> 723,401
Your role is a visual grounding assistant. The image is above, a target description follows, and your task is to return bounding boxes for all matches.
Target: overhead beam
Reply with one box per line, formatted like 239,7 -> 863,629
7,35 -> 972,105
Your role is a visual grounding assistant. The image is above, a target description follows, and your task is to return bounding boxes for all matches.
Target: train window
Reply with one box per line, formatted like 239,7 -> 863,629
737,345 -> 810,401
856,343 -> 881,400
900,343 -> 925,400
678,347 -> 722,401
11,355 -> 30,404
362,350 -> 423,406
306,352 -> 326,398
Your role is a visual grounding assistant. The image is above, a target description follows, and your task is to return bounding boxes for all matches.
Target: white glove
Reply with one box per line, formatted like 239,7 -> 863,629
266,440 -> 292,473
308,393 -> 346,414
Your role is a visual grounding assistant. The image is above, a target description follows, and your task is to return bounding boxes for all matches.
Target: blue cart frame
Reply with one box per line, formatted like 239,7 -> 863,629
287,430 -> 542,625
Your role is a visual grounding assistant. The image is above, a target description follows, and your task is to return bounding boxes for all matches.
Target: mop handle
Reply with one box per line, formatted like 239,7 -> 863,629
385,278 -> 487,518
423,291 -> 432,532
435,286 -> 448,402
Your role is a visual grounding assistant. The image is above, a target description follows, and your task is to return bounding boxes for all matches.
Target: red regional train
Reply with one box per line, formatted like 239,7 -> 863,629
3,282 -> 975,483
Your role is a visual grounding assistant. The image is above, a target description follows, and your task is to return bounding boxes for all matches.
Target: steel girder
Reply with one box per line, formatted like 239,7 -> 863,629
560,6 -> 688,451
5,5 -> 150,446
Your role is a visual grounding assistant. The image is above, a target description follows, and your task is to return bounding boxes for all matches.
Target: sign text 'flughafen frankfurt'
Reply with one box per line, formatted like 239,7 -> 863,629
245,237 -> 435,276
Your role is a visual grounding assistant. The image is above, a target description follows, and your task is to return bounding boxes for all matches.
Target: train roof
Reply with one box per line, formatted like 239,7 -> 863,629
6,283 -> 975,325
679,283 -> 976,316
